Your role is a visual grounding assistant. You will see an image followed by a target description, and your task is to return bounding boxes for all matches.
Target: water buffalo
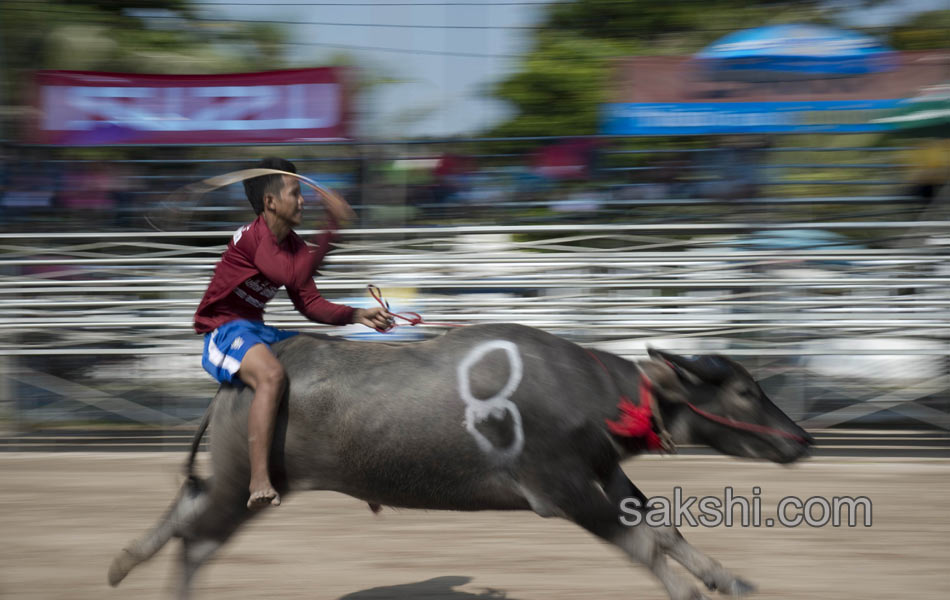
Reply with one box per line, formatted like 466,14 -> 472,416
108,323 -> 812,600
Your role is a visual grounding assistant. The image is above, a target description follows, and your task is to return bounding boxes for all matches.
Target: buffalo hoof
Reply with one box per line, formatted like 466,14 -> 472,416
726,578 -> 756,596
107,549 -> 137,587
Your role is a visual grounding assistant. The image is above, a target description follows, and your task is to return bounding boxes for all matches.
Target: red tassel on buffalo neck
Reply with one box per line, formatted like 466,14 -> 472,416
605,378 -> 665,451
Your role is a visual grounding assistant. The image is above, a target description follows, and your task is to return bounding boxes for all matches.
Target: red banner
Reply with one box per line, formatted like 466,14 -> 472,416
33,68 -> 349,145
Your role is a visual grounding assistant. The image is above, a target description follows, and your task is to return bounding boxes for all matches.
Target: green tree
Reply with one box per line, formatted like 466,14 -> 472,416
889,10 -> 950,50
491,33 -> 624,138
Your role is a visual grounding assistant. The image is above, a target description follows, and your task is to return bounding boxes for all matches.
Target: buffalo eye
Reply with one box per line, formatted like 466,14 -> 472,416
729,386 -> 758,409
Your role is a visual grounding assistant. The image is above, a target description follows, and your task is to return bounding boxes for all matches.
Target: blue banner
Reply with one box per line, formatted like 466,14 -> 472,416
601,99 -> 903,135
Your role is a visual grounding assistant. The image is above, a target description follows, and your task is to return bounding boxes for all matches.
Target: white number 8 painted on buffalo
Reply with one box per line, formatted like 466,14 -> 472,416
457,340 -> 525,460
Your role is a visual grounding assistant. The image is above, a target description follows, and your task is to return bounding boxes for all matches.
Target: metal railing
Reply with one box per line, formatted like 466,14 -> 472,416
1,218 -> 949,437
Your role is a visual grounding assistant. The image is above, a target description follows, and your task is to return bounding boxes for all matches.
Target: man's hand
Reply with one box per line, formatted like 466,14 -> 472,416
352,306 -> 394,331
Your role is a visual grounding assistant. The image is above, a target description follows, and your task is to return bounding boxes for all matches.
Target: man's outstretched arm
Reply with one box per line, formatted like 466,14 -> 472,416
288,279 -> 392,330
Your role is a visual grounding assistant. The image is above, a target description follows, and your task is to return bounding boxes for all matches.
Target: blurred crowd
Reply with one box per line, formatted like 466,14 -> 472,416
0,135 -> 944,233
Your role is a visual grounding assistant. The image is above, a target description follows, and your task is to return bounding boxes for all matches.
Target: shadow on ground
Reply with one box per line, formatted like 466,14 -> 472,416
338,576 -> 516,600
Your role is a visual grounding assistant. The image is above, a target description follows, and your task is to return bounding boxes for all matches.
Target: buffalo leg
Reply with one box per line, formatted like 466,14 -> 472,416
177,537 -> 223,600
528,466 -> 707,600
574,506 -> 708,600
604,467 -> 755,597
174,478 -> 257,599
108,476 -> 211,588
663,534 -> 756,597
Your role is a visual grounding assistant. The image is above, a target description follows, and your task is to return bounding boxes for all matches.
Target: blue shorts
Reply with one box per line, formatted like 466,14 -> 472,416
201,320 -> 298,384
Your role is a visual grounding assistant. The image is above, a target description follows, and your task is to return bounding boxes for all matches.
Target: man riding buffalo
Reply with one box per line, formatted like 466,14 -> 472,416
193,157 -> 392,509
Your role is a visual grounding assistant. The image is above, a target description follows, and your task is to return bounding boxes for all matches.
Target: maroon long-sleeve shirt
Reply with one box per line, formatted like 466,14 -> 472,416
193,215 -> 354,334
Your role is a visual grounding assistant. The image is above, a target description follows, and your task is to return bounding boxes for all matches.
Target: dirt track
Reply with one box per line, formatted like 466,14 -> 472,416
1,453 -> 948,600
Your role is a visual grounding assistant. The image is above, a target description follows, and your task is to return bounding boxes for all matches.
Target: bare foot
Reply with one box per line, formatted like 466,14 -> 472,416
247,485 -> 281,510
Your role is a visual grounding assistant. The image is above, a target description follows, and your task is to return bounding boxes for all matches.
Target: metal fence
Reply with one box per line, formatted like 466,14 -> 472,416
1,219 -> 949,446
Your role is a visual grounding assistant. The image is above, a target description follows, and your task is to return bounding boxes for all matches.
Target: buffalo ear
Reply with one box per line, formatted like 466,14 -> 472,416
639,359 -> 688,404
647,347 -> 731,384
646,347 -> 700,387
647,347 -> 674,362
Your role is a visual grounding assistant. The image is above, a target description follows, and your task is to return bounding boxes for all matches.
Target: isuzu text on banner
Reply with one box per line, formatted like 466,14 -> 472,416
33,68 -> 348,145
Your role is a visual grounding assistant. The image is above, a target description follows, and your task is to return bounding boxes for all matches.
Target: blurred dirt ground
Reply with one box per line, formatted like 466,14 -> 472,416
1,453 -> 947,599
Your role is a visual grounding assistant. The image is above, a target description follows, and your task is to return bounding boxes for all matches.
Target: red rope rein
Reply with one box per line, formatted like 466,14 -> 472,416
367,284 -> 464,332
652,361 -> 807,443
684,402 -> 807,443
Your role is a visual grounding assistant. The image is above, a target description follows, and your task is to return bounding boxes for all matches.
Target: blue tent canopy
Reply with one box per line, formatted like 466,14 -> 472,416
696,24 -> 896,81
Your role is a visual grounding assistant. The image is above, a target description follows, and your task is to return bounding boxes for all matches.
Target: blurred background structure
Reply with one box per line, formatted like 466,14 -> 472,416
0,0 -> 948,455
